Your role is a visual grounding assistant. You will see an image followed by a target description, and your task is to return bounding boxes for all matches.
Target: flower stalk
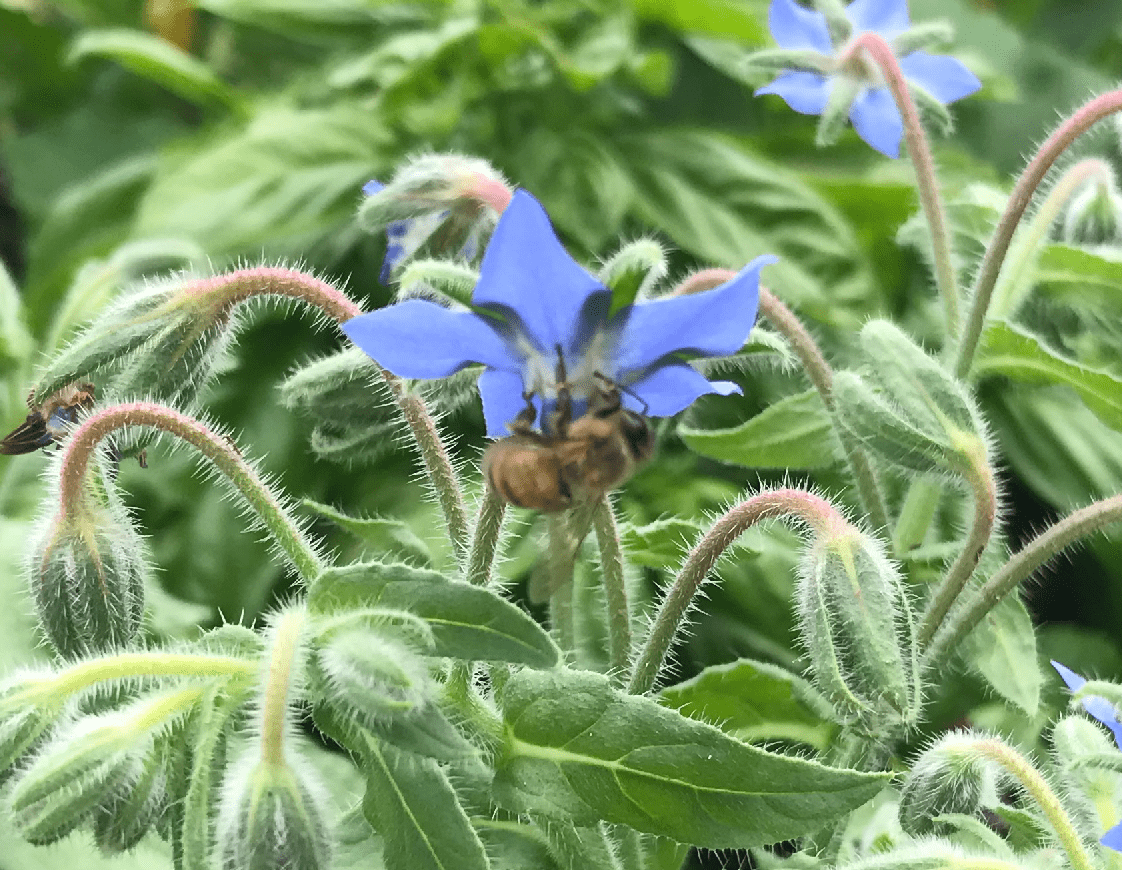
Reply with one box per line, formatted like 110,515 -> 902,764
55,401 -> 325,584
926,494 -> 1122,668
955,87 -> 1122,378
260,609 -> 306,767
842,32 -> 959,334
591,498 -> 631,682
465,487 -> 506,587
917,438 -> 998,649
628,488 -> 848,695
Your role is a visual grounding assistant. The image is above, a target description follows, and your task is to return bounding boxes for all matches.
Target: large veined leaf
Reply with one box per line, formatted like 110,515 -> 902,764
492,669 -> 887,848
660,658 -> 838,748
620,131 -> 871,323
308,562 -> 560,667
679,388 -> 843,469
133,104 -> 391,255
976,322 -> 1122,432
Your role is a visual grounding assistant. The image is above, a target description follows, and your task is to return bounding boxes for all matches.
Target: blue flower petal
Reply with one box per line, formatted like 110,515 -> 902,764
849,87 -> 904,157
768,0 -> 832,52
900,51 -> 981,105
363,180 -> 384,196
629,362 -> 741,417
478,368 -> 531,438
846,0 -> 909,37
472,190 -> 606,360
1102,822 -> 1122,853
613,255 -> 776,377
343,300 -> 522,379
1052,661 -> 1122,751
756,72 -> 833,115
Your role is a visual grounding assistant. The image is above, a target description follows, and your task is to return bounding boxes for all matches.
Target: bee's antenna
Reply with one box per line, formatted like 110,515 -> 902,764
593,371 -> 648,415
553,344 -> 568,383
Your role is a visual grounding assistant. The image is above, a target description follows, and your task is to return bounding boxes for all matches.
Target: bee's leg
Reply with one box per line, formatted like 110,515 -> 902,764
591,371 -> 623,415
138,449 -> 148,469
509,392 -> 538,436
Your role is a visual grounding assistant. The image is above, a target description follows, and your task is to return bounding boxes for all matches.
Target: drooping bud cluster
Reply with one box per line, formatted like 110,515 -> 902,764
898,732 -> 990,835
1062,167 -> 1122,245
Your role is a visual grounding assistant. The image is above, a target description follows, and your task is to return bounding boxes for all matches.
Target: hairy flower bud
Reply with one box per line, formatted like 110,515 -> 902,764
217,753 -> 332,870
899,733 -> 990,836
796,527 -> 919,728
597,237 -> 667,315
29,462 -> 148,657
313,629 -> 433,725
7,687 -> 188,846
834,320 -> 986,476
1051,716 -> 1122,839
358,154 -> 510,282
1062,172 -> 1122,245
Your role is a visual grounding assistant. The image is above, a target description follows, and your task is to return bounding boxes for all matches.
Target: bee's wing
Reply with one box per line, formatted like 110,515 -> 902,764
0,412 -> 51,455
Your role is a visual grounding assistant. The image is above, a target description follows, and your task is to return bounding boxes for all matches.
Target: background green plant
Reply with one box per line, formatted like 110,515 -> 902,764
4,1 -> 1122,867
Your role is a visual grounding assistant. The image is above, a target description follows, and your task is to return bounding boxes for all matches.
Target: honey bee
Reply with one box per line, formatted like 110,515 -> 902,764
0,382 -> 96,455
483,355 -> 654,513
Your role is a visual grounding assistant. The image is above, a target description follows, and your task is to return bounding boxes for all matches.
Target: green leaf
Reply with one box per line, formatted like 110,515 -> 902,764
619,517 -> 706,569
680,389 -> 843,469
1035,243 -> 1122,305
0,261 -> 32,367
193,0 -> 383,40
67,29 -> 240,110
976,322 -> 1122,432
314,697 -> 476,763
359,736 -> 488,870
659,659 -> 838,748
493,669 -> 888,848
309,563 -> 560,668
182,687 -> 243,870
961,595 -> 1041,716
303,500 -> 433,565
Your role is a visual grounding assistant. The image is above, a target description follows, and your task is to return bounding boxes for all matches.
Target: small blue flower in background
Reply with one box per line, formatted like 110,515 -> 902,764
344,190 -> 776,437
756,0 -> 981,157
1052,660 -> 1122,851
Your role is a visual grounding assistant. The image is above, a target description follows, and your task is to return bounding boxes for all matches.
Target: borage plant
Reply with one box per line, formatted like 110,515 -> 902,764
4,1 -> 1122,869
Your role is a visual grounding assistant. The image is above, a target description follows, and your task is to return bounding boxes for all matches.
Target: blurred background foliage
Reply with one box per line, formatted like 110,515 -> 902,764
3,0 -> 1122,856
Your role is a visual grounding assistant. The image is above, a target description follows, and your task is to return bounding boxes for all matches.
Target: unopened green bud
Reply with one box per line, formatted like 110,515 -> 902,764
899,734 -> 989,836
29,470 -> 148,658
10,717 -> 139,844
280,347 -> 402,465
1062,172 -> 1122,245
834,321 -> 986,476
598,237 -> 667,316
810,0 -> 851,43
797,528 -> 919,728
738,47 -> 834,74
91,738 -> 168,852
217,754 -> 332,870
0,682 -> 60,775
313,629 -> 433,725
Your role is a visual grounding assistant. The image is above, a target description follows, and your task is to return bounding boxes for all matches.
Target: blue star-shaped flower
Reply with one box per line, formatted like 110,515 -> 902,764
756,0 -> 981,157
344,190 -> 776,437
1052,660 -> 1122,851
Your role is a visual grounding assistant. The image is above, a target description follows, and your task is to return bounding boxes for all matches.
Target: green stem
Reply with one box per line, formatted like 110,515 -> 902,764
132,684 -> 208,732
845,33 -> 959,334
628,489 -> 848,695
546,514 -> 576,655
55,401 -> 325,584
28,651 -> 255,702
926,494 -> 1122,668
955,88 -> 1122,379
755,288 -> 891,536
917,441 -> 998,649
971,738 -> 1097,870
466,487 -> 506,586
381,376 -> 470,563
990,158 -> 1113,318
591,498 -> 631,682
260,608 -> 306,767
